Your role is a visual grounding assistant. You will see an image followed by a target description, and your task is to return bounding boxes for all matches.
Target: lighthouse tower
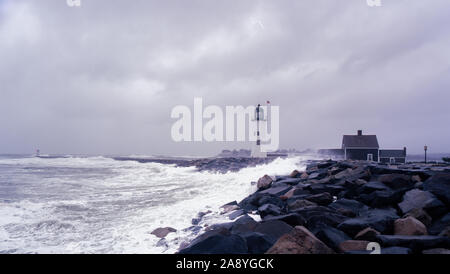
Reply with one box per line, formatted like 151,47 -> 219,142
251,103 -> 268,158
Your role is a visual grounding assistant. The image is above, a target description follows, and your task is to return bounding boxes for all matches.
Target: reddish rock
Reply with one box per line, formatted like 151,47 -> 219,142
339,240 -> 370,253
221,204 -> 239,214
300,172 -> 309,179
290,170 -> 300,178
266,226 -> 334,254
411,175 -> 421,183
281,188 -> 296,200
354,227 -> 380,241
334,168 -> 352,180
404,208 -> 432,227
379,174 -> 412,189
394,216 -> 428,236
257,175 -> 273,190
287,199 -> 317,211
151,227 -> 177,238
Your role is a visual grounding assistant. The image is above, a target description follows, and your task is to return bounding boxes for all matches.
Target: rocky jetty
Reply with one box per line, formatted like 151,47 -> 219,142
178,160 -> 450,254
114,156 -> 277,173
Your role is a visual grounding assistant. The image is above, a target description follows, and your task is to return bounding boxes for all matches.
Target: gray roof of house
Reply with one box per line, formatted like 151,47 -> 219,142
342,135 -> 379,148
380,149 -> 406,158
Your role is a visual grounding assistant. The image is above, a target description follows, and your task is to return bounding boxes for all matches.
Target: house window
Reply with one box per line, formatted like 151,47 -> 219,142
390,157 -> 395,164
367,154 -> 373,161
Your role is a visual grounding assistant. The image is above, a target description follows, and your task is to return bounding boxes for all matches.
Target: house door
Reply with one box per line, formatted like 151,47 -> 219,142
367,154 -> 373,161
390,157 -> 395,164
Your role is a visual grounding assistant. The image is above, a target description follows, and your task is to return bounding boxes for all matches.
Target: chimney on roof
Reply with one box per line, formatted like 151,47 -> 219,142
357,130 -> 362,136
404,147 -> 407,155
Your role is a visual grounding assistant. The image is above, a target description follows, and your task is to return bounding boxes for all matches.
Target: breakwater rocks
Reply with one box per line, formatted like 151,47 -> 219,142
178,160 -> 450,254
113,156 -> 277,173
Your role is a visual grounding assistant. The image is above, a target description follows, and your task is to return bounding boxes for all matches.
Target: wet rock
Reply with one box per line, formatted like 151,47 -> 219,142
355,227 -> 381,241
314,226 -> 351,252
286,195 -> 310,205
308,170 -> 328,180
289,170 -> 300,178
359,189 -> 405,208
228,209 -> 245,220
404,208 -> 432,227
345,166 -> 372,182
151,227 -> 177,238
305,192 -> 333,206
339,240 -> 370,253
230,215 -> 258,234
241,232 -> 273,254
257,175 -> 273,190
428,213 -> 450,235
334,168 -> 353,180
300,172 -> 309,179
290,187 -> 311,196
238,193 -> 283,212
221,204 -> 240,214
274,178 -> 303,186
183,226 -> 203,236
378,174 -> 413,190
423,173 -> 450,206
191,218 -> 201,225
259,185 -> 292,196
398,189 -> 446,218
422,248 -> 450,254
382,247 -> 412,254
262,213 -> 306,227
221,201 -> 238,207
317,161 -> 336,169
439,227 -> 450,237
178,232 -> 248,254
375,235 -> 450,252
329,198 -> 369,217
287,199 -> 317,211
207,220 -> 234,230
412,175 -> 421,183
394,216 -> 428,236
156,238 -> 168,248
295,206 -> 348,231
282,186 -> 310,200
307,184 -> 345,196
191,210 -> 212,224
257,194 -> 284,208
238,192 -> 261,212
360,181 -> 391,193
254,220 -> 293,244
258,204 -> 282,218
337,208 -> 399,237
266,226 -> 335,254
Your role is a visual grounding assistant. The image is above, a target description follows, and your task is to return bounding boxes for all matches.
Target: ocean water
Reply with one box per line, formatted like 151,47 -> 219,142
0,155 -> 308,254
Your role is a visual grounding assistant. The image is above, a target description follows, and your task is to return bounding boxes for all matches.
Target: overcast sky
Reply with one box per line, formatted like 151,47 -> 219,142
1,0 -> 449,156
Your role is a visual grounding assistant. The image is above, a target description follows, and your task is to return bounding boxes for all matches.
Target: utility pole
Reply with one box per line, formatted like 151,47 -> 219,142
424,145 -> 428,163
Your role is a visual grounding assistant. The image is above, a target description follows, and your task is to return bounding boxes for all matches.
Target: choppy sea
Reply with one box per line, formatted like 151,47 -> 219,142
0,154 -> 308,254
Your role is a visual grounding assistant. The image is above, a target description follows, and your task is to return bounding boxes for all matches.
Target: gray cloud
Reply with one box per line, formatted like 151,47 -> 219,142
1,0 -> 449,156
